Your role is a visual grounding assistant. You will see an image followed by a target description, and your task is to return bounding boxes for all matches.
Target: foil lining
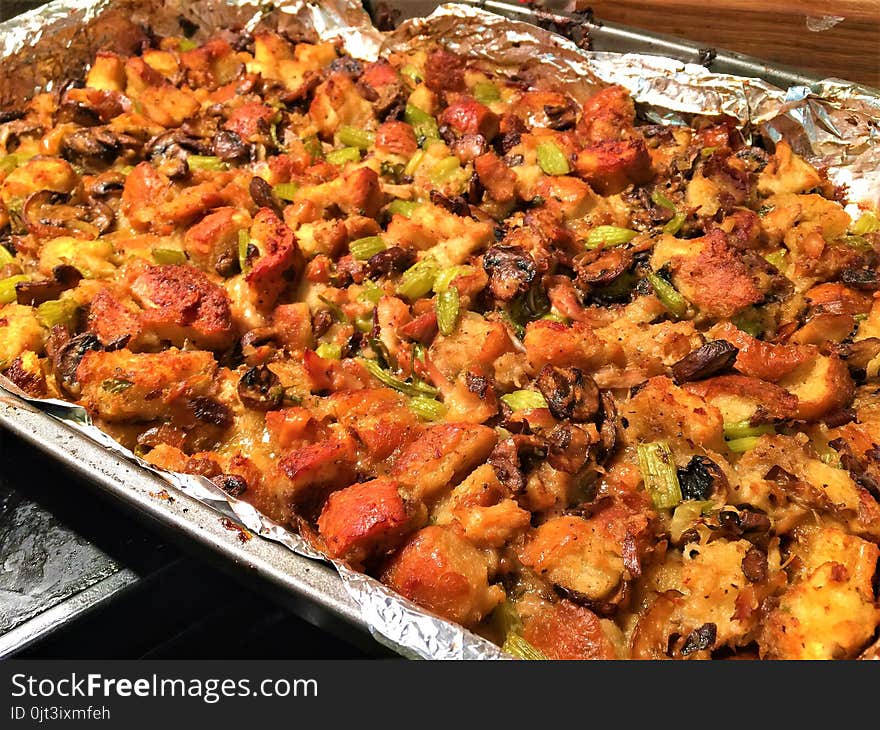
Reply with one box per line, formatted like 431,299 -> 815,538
386,3 -> 880,209
0,0 -> 877,661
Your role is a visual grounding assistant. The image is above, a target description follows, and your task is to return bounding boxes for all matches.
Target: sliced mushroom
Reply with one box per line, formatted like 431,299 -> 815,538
552,584 -> 620,618
536,365 -> 600,422
680,623 -> 717,656
214,247 -> 240,278
676,455 -> 727,501
829,437 -> 880,500
364,246 -> 415,280
597,392 -> 619,462
575,246 -> 634,287
237,365 -> 283,410
487,438 -> 525,492
843,338 -> 880,373
741,547 -> 769,583
188,396 -> 233,428
841,267 -> 880,292
483,245 -> 537,301
213,129 -> 251,162
61,127 -> 140,171
53,332 -> 101,397
0,109 -> 25,124
15,264 -> 83,306
543,102 -> 577,131
670,340 -> 738,384
211,473 -> 248,497
147,130 -> 208,179
241,326 -> 281,363
546,423 -> 595,474
22,190 -> 114,238
249,176 -> 284,217
430,190 -> 471,218
84,170 -> 126,199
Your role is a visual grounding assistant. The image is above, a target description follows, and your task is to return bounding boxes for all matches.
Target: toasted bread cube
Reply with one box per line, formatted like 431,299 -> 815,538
574,138 -> 653,195
1,157 -> 77,207
318,478 -> 420,568
524,319 -> 615,372
577,85 -> 636,143
475,152 -> 517,203
130,265 -> 234,350
520,500 -> 653,601
375,121 -> 418,157
391,422 -> 497,503
276,434 -> 359,510
0,304 -> 44,368
76,348 -> 216,422
439,98 -> 499,139
87,287 -> 142,348
429,312 -> 512,380
328,388 -> 420,462
183,206 -> 252,271
776,355 -> 854,422
309,73 -> 373,139
522,599 -> 619,660
762,527 -> 880,659
380,526 -> 504,627
757,140 -> 822,196
246,208 -> 304,310
620,375 -> 725,449
86,51 -> 126,91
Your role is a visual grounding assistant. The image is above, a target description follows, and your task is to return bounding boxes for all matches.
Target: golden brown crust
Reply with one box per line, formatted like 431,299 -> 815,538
2,28 -> 877,660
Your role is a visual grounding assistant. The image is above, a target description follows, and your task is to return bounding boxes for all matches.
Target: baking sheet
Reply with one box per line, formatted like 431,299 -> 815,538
0,0 -> 878,660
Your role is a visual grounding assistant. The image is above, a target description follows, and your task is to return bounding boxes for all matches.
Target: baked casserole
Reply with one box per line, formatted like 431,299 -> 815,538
1,26 -> 878,659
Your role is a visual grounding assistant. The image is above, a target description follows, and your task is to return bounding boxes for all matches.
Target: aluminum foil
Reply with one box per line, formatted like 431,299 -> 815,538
0,0 -> 878,661
387,3 -> 880,210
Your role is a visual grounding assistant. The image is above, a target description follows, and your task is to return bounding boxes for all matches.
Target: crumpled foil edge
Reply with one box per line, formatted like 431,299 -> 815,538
0,374 -> 508,660
387,3 -> 879,210
1,0 -> 878,661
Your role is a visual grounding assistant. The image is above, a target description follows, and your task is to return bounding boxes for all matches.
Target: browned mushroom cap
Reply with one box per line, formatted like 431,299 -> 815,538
53,331 -> 101,398
575,246 -> 634,286
483,245 -> 537,301
670,340 -> 738,384
61,127 -> 141,170
237,365 -> 284,410
22,190 -> 114,239
844,338 -> 880,373
841,267 -> 880,292
84,170 -> 126,200
15,264 -> 83,306
536,365 -> 601,422
213,129 -> 251,162
147,130 -> 209,179
249,177 -> 284,218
